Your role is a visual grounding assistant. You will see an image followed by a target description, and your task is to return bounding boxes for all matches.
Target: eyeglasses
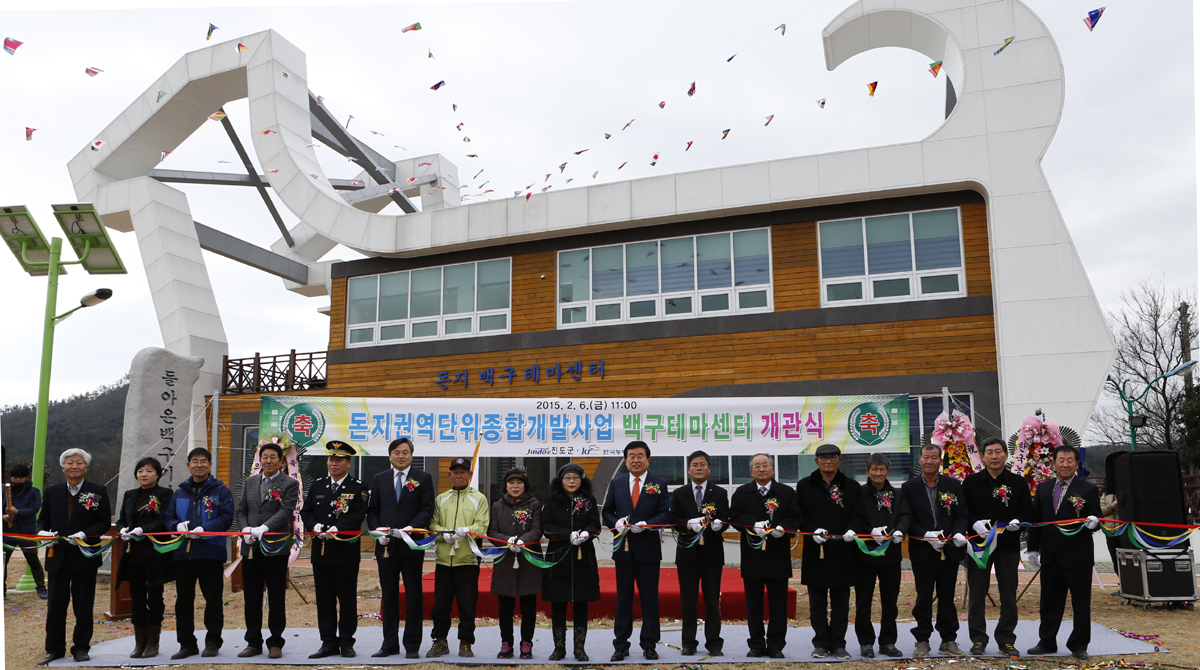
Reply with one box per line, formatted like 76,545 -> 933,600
561,475 -> 582,482
750,463 -> 772,470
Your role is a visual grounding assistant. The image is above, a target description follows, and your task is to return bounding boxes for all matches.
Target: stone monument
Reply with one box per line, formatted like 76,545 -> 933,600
117,348 -> 204,498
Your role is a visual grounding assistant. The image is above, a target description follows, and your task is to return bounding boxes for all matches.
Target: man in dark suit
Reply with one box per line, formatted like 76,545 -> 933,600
1027,444 -> 1101,661
236,442 -> 300,659
962,437 -> 1032,656
669,450 -> 729,657
301,441 -> 369,659
601,440 -> 672,661
367,437 -> 436,659
796,444 -> 867,660
900,444 -> 969,658
856,453 -> 911,659
36,449 -> 112,666
729,453 -> 802,658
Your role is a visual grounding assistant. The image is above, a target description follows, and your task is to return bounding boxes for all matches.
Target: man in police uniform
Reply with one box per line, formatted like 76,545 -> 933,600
301,441 -> 369,659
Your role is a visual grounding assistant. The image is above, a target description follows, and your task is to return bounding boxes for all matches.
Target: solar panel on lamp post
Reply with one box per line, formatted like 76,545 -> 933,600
0,204 -> 125,592
1106,360 -> 1197,451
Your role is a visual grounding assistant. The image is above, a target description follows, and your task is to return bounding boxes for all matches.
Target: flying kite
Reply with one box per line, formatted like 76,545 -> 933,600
479,181 -> 490,188
428,49 -> 435,59
687,82 -> 696,97
462,136 -> 471,142
559,162 -> 568,173
473,169 -> 484,179
281,72 -> 290,79
418,161 -> 432,166
156,90 -> 168,102
453,104 -> 458,111
565,179 -> 573,184
394,145 -> 407,150
90,140 -> 104,151
1083,7 -> 1104,31
929,60 -> 943,77
310,174 -> 321,180
592,171 -> 599,178
525,192 -> 532,201
650,153 -> 659,167
85,67 -> 103,77
25,127 -> 35,141
4,38 -> 23,55
345,115 -> 354,128
574,149 -> 589,155
218,160 -> 233,163
721,129 -> 730,139
526,184 -> 534,190
658,101 -> 666,109
514,191 -> 521,197
402,22 -> 422,33
764,115 -> 774,126
265,168 -> 280,173
776,24 -> 786,36
604,133 -> 612,139
316,95 -> 324,106
618,162 -> 628,169
727,54 -> 736,62
994,36 -> 1014,56
370,130 -> 385,136
260,129 -> 277,136
685,141 -> 693,151
406,177 -> 417,185
431,80 -> 446,91
622,119 -> 635,131
542,186 -> 552,193
467,154 -> 478,158
817,99 -> 826,109
208,112 -> 227,122
867,81 -> 878,96
160,151 -> 171,162
347,156 -> 359,162
456,123 -> 464,131
238,43 -> 247,53
544,174 -> 551,182
206,24 -> 218,40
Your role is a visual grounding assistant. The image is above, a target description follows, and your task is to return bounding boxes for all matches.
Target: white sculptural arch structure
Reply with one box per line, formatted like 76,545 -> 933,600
68,0 -> 1114,454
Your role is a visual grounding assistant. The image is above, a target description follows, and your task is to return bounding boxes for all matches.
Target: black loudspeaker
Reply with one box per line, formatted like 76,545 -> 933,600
1106,450 -> 1188,550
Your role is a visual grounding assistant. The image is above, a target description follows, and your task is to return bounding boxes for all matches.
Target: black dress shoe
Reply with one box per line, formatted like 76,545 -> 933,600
747,648 -> 765,658
768,649 -> 786,659
707,648 -> 724,657
309,645 -> 340,659
681,644 -> 697,656
341,646 -> 356,658
610,649 -> 628,662
643,647 -> 659,660
202,644 -> 220,658
1027,644 -> 1056,656
37,653 -> 64,666
72,651 -> 91,662
405,650 -> 420,659
1073,650 -> 1090,661
171,646 -> 199,660
880,644 -> 903,658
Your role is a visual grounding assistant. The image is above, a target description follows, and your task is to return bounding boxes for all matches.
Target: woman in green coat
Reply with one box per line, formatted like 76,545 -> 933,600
115,457 -> 175,659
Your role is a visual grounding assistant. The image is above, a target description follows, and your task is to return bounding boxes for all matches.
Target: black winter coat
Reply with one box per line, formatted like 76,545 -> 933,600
859,479 -> 911,565
488,496 -> 543,597
729,480 -> 802,580
541,493 -> 600,602
115,485 -> 176,587
796,469 -> 867,588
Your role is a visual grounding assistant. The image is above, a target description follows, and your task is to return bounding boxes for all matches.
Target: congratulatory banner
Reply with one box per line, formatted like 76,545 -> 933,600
259,395 -> 909,458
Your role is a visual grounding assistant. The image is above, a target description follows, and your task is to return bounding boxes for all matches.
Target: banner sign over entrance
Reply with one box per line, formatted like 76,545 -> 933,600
259,395 -> 910,457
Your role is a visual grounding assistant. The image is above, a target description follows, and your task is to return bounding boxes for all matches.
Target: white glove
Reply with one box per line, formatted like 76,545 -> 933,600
175,522 -> 189,533
615,517 -> 629,532
313,523 -> 325,534
930,539 -> 946,551
399,525 -> 413,533
242,532 -> 255,545
771,525 -> 786,538
508,536 -> 521,552
374,528 -> 391,546
892,530 -> 904,543
67,531 -> 86,545
322,525 -> 338,540
630,521 -> 648,534
871,526 -> 886,538
1028,551 -> 1040,569
130,527 -> 144,536
578,530 -> 589,543
925,530 -> 944,551
438,531 -> 454,543
1085,515 -> 1099,530
972,520 -> 991,536
37,530 -> 57,537
391,528 -> 406,538
687,517 -> 703,534
569,530 -> 583,546
710,519 -> 724,532
753,520 -> 769,537
1007,519 -> 1021,532
455,526 -> 469,539
119,527 -> 131,541
251,525 -> 268,540
813,527 -> 828,544
843,530 -> 857,542
188,525 -> 205,540
952,533 -> 968,547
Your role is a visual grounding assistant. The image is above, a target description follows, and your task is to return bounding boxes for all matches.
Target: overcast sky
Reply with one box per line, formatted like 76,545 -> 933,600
0,0 -> 1194,410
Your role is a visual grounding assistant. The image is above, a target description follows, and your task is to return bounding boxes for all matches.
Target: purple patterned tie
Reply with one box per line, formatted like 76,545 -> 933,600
1053,480 -> 1065,511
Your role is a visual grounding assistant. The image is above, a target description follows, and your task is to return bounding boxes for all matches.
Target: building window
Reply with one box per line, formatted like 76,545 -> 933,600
557,229 -> 772,328
346,259 -> 511,346
818,208 -> 965,306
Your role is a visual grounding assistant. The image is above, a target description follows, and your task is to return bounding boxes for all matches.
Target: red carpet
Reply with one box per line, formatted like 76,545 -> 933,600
398,567 -> 796,619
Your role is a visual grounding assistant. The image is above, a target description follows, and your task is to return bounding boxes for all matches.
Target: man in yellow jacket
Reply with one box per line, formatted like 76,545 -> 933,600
427,458 -> 490,659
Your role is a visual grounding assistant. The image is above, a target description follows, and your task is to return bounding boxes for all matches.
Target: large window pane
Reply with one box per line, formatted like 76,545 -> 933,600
477,259 -> 510,310
913,209 -> 961,270
921,274 -> 960,294
873,278 -> 910,298
562,306 -> 587,323
626,242 -> 659,296
697,234 -> 732,289
380,324 -> 405,340
592,246 -> 624,299
595,304 -> 621,321
665,296 -> 692,315
479,314 -> 507,331
701,293 -> 729,312
412,321 -> 438,337
731,455 -> 756,485
347,276 -> 377,325
819,219 -> 865,278
739,290 -> 768,309
443,263 -> 475,315
733,229 -> 770,286
410,268 -> 442,318
866,214 -> 913,274
444,317 -> 472,334
660,237 -> 695,293
629,300 -> 656,318
349,328 -> 373,344
826,282 -> 863,302
559,250 -> 590,303
378,272 -> 409,321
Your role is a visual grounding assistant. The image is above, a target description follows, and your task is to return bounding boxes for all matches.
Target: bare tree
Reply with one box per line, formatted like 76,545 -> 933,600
1089,278 -> 1197,452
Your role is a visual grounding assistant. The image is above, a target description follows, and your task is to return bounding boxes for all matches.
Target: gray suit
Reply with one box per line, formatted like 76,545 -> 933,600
236,471 -> 299,651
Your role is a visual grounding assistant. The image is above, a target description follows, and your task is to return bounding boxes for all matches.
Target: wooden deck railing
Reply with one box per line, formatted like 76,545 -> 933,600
221,350 -> 327,395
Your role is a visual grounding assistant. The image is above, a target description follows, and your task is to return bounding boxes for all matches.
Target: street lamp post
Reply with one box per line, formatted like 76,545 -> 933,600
0,204 -> 124,593
1107,360 -> 1198,451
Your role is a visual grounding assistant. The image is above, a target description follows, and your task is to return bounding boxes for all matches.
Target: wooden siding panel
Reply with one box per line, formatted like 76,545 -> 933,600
961,202 -> 992,297
329,277 -> 347,351
512,251 -> 557,334
772,221 -> 820,311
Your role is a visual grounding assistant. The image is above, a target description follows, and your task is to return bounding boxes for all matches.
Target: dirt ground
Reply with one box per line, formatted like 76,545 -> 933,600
4,551 -> 1197,670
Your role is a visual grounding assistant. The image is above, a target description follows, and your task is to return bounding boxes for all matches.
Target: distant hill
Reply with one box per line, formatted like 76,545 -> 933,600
1,376 -> 129,489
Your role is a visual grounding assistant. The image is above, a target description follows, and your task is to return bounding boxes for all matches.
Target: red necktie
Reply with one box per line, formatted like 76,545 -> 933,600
631,477 -> 641,509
